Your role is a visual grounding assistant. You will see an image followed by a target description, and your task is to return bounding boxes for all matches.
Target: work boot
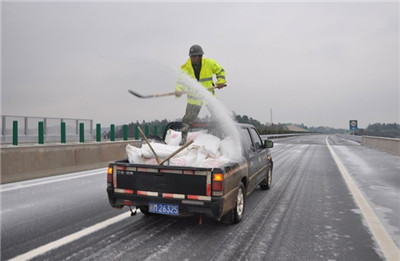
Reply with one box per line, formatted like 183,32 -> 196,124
179,132 -> 188,146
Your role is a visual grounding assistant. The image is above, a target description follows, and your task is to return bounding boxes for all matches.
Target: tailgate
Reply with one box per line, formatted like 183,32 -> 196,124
114,165 -> 212,199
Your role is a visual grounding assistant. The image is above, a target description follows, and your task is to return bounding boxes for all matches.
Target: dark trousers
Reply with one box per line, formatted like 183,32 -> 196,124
181,103 -> 202,139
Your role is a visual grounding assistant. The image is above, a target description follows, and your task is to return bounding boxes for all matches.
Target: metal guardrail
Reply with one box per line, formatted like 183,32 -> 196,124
2,115 -> 310,146
0,115 -> 164,146
261,133 -> 306,140
1,115 -> 94,145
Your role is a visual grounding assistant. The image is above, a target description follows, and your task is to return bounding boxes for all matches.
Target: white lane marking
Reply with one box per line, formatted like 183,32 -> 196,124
0,168 -> 106,192
8,212 -> 131,261
326,137 -> 400,261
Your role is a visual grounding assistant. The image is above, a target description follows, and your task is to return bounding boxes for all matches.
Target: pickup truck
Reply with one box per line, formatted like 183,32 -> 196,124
106,122 -> 273,224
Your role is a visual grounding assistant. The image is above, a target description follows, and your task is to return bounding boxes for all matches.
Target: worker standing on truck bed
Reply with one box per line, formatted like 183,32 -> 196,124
175,44 -> 227,145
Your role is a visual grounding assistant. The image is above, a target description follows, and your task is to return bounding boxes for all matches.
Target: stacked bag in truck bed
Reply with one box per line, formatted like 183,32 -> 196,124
126,129 -> 239,167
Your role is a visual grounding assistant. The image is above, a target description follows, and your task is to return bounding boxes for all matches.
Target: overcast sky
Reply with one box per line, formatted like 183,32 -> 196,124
2,1 -> 399,129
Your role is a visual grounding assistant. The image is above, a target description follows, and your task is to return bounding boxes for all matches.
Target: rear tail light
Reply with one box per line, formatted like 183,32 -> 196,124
107,166 -> 113,186
212,173 -> 224,195
213,173 -> 223,182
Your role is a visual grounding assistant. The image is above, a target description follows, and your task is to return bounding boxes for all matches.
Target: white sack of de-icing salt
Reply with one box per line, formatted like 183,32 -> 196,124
144,158 -> 158,165
165,129 -> 181,146
141,143 -> 186,158
200,156 -> 230,168
166,146 -> 207,167
126,144 -> 144,164
165,129 -> 208,146
192,133 -> 221,158
187,146 -> 208,166
168,157 -> 186,166
187,130 -> 207,142
169,155 -> 195,167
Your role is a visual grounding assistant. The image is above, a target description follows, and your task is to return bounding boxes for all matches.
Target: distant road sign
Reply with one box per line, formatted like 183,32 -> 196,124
349,120 -> 358,130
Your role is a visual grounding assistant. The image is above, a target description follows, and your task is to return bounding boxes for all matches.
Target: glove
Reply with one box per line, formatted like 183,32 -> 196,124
216,83 -> 226,89
175,90 -> 183,97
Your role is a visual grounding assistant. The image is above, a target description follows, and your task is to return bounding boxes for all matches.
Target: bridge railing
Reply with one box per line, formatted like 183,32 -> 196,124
2,115 -> 314,146
261,133 -> 307,140
0,115 -> 164,146
1,115 -> 93,144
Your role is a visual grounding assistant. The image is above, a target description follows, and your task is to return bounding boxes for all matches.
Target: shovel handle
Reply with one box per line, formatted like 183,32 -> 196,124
159,140 -> 194,165
137,126 -> 162,164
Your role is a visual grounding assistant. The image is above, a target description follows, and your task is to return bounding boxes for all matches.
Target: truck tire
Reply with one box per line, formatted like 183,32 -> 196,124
108,198 -> 123,209
259,167 -> 272,190
233,183 -> 245,224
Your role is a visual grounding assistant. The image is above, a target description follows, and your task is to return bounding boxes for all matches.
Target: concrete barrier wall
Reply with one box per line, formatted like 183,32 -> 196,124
1,141 -> 140,184
362,136 -> 400,157
336,134 -> 362,144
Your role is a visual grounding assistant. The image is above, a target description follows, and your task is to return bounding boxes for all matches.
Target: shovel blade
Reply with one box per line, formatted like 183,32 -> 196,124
128,90 -> 152,98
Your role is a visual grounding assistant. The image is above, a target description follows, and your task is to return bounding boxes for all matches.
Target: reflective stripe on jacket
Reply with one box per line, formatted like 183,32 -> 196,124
176,58 -> 226,106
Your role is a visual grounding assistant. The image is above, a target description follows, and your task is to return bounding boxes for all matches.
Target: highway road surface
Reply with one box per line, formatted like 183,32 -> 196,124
1,135 -> 399,260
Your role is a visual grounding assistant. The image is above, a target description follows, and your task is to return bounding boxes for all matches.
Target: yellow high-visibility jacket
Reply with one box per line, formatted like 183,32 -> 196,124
176,58 -> 226,106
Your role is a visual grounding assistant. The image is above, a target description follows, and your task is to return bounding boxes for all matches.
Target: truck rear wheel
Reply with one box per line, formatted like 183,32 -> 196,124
220,182 -> 245,224
233,183 -> 245,224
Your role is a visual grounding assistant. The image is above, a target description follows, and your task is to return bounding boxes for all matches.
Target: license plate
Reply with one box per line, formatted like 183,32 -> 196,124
149,202 -> 179,216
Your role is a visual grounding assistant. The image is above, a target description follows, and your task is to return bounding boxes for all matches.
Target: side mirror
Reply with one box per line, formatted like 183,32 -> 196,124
264,140 -> 274,148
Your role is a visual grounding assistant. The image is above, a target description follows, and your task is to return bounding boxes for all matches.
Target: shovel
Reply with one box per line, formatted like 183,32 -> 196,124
128,90 -> 176,99
128,85 -> 226,99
